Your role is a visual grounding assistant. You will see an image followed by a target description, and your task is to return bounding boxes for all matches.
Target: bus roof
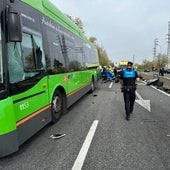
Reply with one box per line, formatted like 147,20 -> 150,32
21,0 -> 87,41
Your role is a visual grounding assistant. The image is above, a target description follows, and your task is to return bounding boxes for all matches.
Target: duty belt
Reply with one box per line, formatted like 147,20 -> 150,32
124,85 -> 133,88
121,85 -> 137,92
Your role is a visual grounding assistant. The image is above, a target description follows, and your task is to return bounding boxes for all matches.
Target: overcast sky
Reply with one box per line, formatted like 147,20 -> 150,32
50,0 -> 170,64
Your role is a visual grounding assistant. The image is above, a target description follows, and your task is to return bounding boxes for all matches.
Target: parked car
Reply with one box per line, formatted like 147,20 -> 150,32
144,68 -> 150,72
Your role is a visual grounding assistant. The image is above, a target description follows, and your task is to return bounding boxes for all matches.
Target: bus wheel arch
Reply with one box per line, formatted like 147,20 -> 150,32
51,87 -> 67,123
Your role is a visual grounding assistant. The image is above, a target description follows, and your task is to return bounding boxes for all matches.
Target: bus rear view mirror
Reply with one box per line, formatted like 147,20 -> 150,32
7,7 -> 22,42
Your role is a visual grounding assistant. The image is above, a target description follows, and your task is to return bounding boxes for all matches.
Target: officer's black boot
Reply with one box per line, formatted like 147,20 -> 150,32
126,114 -> 130,120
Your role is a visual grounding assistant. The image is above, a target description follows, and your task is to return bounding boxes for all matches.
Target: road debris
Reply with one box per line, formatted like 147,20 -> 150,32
50,133 -> 65,140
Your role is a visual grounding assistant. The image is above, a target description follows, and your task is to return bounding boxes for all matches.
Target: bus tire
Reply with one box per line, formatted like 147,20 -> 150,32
51,89 -> 64,123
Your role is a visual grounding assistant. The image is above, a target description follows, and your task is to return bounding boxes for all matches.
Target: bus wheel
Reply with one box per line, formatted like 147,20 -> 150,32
51,90 -> 63,123
89,78 -> 95,93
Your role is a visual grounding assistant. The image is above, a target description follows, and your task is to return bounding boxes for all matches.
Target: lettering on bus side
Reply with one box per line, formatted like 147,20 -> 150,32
19,102 -> 30,111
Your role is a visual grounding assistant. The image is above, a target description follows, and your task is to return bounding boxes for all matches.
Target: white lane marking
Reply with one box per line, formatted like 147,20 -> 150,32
151,85 -> 170,97
109,82 -> 113,88
135,91 -> 143,100
72,120 -> 99,170
141,80 -> 170,97
135,91 -> 151,112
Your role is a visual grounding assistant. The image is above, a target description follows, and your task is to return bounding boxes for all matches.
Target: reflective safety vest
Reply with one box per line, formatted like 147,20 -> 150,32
123,69 -> 135,78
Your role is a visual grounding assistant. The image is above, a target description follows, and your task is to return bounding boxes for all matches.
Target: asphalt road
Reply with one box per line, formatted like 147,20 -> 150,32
1,80 -> 170,170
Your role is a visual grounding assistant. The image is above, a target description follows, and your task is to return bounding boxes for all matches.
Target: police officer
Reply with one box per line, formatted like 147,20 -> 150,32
119,61 -> 140,120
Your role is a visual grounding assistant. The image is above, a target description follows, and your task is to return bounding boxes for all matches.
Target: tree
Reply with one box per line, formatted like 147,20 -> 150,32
155,53 -> 168,67
66,15 -> 84,33
136,59 -> 153,71
89,36 -> 111,66
66,15 -> 113,66
97,46 -> 110,66
89,37 -> 97,44
75,17 -> 84,33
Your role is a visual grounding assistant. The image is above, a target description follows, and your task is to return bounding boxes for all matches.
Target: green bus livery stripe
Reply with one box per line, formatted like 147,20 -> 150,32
13,91 -> 46,104
16,105 -> 51,126
67,82 -> 90,97
16,83 -> 90,127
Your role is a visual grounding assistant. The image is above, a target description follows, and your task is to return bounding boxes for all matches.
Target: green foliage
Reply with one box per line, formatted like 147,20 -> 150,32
154,53 -> 168,67
89,36 -> 112,66
137,53 -> 168,71
136,60 -> 153,71
89,37 -> 97,44
97,45 -> 109,66
66,14 -> 84,33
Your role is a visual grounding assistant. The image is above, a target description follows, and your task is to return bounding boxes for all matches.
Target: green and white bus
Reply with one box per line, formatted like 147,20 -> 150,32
0,0 -> 99,157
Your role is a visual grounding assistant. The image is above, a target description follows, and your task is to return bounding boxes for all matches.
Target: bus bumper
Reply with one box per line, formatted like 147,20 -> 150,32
0,130 -> 18,158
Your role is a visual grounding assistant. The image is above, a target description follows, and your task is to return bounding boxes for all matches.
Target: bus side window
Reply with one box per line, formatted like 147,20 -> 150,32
8,42 -> 25,83
22,32 -> 45,75
22,33 -> 35,72
33,35 -> 45,70
36,47 -> 43,69
46,31 -> 67,73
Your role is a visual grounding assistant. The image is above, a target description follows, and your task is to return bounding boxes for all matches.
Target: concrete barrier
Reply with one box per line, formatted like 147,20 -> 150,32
140,72 -> 170,89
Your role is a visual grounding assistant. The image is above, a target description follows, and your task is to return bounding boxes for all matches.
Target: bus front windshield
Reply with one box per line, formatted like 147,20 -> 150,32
0,25 -> 3,84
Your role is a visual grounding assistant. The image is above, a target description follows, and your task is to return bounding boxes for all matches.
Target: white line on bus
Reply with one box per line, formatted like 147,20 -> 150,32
72,120 -> 99,170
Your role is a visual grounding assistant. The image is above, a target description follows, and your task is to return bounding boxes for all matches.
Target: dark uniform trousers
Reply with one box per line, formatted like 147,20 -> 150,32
123,86 -> 136,115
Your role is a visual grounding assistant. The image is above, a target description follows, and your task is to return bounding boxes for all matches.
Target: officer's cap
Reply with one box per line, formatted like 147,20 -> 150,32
127,61 -> 133,66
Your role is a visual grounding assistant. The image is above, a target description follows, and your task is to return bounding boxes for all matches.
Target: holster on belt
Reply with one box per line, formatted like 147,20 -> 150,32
121,84 -> 137,92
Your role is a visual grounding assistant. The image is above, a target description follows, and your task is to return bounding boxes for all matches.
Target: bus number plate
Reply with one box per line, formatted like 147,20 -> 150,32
20,102 -> 29,111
